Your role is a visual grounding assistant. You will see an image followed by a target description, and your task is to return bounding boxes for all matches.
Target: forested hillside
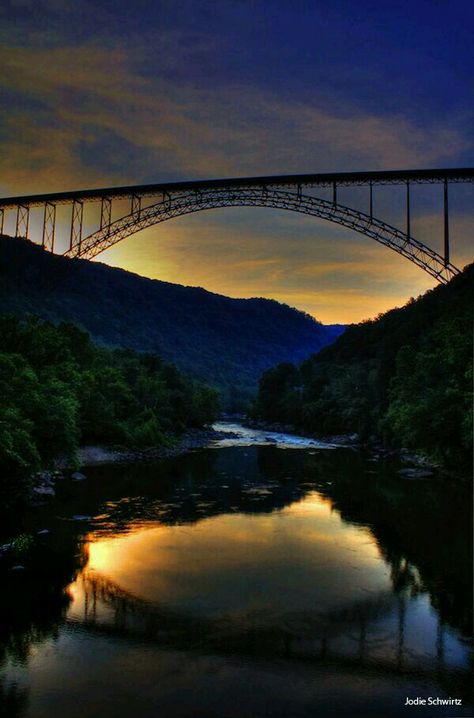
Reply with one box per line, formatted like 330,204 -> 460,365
254,264 -> 473,469
0,236 -> 344,409
0,315 -> 219,480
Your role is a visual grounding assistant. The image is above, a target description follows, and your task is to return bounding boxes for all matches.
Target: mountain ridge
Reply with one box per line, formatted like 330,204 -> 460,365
0,235 -> 344,408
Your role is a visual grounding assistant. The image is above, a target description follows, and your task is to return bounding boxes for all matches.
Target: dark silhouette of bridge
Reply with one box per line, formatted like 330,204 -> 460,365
1,168 -> 472,283
67,568 -> 463,687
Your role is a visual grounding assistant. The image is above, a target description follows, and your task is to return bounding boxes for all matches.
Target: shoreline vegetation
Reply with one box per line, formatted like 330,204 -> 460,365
0,314 -> 219,511
251,264 -> 473,474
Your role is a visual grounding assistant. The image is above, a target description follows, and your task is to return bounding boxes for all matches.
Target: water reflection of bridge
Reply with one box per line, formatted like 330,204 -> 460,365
68,569 -> 464,687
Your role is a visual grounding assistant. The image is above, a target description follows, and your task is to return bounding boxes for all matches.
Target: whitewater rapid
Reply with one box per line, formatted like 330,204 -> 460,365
210,421 -> 339,450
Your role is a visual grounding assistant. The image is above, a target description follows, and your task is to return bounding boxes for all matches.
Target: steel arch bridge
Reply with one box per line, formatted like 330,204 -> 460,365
1,167 -> 472,284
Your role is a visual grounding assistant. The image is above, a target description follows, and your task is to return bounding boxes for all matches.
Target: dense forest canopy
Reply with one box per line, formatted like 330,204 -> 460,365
253,264 -> 473,470
0,315 -> 219,480
0,236 -> 343,410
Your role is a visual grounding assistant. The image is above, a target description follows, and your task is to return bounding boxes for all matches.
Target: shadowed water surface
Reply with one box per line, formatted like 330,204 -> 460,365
0,425 -> 472,717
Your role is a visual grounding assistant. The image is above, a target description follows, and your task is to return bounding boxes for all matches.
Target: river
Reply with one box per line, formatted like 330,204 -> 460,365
0,422 -> 472,717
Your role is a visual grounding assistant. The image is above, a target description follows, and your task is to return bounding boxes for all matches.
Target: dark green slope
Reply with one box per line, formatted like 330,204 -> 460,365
255,263 -> 473,468
0,236 -> 344,408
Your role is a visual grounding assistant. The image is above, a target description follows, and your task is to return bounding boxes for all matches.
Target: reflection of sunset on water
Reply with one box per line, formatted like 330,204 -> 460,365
69,491 -> 389,617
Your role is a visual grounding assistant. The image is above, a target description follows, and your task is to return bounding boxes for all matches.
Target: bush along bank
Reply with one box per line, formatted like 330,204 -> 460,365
252,264 -> 473,474
0,314 -> 220,504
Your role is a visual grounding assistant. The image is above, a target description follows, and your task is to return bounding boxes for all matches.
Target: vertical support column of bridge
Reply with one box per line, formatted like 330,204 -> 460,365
131,194 -> 141,219
0,208 -> 4,236
406,181 -> 411,238
443,178 -> 450,267
84,575 -> 89,621
369,181 -> 373,221
332,181 -> 337,207
42,201 -> 56,252
70,199 -> 84,254
100,197 -> 112,235
15,204 -> 30,239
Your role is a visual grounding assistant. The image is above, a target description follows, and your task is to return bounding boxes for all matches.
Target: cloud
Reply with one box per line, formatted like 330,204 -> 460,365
0,39 -> 472,197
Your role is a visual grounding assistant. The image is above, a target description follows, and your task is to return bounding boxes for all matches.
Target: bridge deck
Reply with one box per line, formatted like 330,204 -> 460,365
0,167 -> 473,208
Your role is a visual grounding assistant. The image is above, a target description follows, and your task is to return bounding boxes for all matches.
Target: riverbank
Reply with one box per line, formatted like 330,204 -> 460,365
243,419 -> 443,477
29,426 -> 239,502
75,426 -> 239,466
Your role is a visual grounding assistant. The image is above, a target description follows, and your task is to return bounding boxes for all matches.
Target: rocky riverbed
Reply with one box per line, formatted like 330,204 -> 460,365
75,426 -> 239,466
29,426 -> 239,502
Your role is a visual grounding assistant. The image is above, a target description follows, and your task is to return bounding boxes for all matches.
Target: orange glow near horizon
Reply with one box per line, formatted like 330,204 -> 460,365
94,215 -> 441,325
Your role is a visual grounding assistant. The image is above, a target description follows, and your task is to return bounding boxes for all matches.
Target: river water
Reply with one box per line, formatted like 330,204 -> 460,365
1,423 -> 472,717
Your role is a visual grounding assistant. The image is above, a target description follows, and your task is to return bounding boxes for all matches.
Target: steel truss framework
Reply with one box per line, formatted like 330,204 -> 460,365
1,168 -> 472,283
65,187 -> 459,283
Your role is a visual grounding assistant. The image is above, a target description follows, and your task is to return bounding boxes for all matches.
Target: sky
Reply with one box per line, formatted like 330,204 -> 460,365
0,0 -> 473,323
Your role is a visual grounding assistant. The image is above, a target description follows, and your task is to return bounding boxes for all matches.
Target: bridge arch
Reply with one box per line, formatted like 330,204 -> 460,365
64,186 -> 459,283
